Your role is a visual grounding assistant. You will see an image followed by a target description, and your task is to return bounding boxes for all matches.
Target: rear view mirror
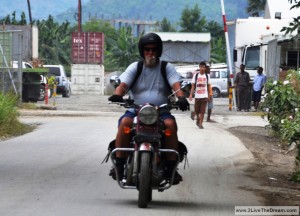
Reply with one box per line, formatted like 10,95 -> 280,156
109,75 -> 121,89
180,81 -> 192,98
181,81 -> 191,92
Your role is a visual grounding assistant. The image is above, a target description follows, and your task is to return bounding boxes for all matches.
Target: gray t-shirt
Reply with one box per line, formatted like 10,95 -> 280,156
120,61 -> 181,106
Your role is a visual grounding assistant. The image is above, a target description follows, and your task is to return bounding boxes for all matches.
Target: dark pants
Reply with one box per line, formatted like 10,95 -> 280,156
237,86 -> 249,110
252,90 -> 262,102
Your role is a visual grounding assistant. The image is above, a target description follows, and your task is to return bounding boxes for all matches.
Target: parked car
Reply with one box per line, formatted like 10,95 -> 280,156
176,63 -> 229,98
43,65 -> 71,98
12,61 -> 50,101
210,67 -> 229,98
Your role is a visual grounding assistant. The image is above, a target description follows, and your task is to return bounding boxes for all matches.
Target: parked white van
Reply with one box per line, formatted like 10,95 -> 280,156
209,63 -> 229,97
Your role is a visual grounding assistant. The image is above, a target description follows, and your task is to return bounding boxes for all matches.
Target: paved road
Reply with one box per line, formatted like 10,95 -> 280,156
22,94 -> 257,118
2,95 -> 268,215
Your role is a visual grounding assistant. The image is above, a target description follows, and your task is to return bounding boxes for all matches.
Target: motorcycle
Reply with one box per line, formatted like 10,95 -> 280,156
103,77 -> 190,208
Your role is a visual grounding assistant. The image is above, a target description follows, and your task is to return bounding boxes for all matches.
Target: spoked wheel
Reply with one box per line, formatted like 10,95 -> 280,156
138,152 -> 152,208
126,154 -> 134,185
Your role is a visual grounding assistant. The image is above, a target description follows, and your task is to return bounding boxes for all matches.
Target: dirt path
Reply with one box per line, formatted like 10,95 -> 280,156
230,126 -> 300,206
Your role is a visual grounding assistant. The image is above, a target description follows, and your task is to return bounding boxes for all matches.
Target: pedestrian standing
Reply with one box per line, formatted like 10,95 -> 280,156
234,64 -> 250,111
252,67 -> 266,111
205,63 -> 214,122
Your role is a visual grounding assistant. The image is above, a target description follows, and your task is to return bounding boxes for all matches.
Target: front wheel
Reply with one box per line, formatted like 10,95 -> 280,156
38,85 -> 45,101
62,86 -> 71,98
138,152 -> 152,208
212,87 -> 221,98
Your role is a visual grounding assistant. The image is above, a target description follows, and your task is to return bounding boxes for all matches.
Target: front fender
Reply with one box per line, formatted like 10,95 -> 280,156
139,142 -> 153,152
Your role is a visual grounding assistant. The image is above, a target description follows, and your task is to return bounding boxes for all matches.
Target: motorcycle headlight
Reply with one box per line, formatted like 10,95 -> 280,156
138,105 -> 158,125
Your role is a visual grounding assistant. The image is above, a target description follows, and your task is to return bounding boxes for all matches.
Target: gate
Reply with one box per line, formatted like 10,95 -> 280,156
0,30 -> 23,97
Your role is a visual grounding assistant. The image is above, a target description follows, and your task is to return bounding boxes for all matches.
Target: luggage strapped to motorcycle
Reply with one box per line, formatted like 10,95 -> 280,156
129,60 -> 172,93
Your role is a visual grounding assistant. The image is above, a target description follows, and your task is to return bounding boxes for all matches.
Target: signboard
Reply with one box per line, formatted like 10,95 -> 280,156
72,32 -> 105,64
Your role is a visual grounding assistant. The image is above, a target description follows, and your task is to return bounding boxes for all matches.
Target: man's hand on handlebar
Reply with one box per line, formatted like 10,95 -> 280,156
108,94 -> 124,103
176,96 -> 190,111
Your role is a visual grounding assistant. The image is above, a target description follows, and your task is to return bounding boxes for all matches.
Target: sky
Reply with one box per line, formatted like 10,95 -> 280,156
0,0 -> 90,21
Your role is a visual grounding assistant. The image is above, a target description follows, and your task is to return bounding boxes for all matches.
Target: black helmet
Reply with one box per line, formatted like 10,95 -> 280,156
138,32 -> 163,59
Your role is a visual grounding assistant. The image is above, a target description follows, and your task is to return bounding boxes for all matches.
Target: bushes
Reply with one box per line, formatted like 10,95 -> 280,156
0,93 -> 30,139
261,69 -> 300,181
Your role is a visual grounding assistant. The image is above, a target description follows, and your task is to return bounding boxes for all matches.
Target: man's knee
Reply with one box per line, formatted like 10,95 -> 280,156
164,118 -> 177,131
119,117 -> 133,128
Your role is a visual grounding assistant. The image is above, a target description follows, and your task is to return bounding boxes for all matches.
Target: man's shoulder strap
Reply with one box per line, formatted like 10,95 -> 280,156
194,72 -> 199,83
205,72 -> 208,84
160,61 -> 172,93
129,60 -> 171,93
194,72 -> 209,84
129,60 -> 144,90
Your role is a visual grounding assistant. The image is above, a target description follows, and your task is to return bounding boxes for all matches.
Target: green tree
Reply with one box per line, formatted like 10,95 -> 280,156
159,17 -> 176,32
0,11 -> 27,25
37,15 -> 72,66
204,21 -> 225,63
82,18 -> 118,51
210,37 -> 226,63
105,27 -> 140,71
246,0 -> 266,17
179,4 -> 206,32
282,1 -> 300,37
204,20 -> 223,38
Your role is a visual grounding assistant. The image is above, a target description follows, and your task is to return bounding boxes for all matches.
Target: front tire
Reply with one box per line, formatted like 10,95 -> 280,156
62,86 -> 71,98
212,87 -> 221,98
138,152 -> 152,208
38,85 -> 45,101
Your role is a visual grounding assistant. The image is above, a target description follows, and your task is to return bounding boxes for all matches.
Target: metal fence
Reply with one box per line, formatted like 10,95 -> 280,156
0,30 -> 23,97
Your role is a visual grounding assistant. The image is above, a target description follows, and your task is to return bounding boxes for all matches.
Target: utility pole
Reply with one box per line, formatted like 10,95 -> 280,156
78,0 -> 82,32
27,0 -> 33,26
220,0 -> 236,111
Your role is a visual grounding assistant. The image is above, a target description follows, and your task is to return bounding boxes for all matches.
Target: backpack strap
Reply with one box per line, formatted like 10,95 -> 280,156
129,60 -> 172,93
129,60 -> 144,90
194,71 -> 208,84
194,72 -> 199,84
160,60 -> 172,93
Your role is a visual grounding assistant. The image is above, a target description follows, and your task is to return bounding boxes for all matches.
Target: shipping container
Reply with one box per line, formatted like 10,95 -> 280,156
72,32 -> 105,64
71,64 -> 105,95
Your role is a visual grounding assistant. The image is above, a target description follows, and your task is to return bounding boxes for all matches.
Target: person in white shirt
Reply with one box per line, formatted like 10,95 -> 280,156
188,61 -> 212,129
252,66 -> 267,111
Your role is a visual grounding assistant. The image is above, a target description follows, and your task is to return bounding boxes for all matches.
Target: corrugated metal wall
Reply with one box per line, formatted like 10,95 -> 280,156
160,42 -> 211,64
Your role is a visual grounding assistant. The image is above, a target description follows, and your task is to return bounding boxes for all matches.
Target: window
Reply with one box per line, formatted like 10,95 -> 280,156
46,67 -> 61,76
210,71 -> 220,79
221,71 -> 228,78
244,46 -> 260,69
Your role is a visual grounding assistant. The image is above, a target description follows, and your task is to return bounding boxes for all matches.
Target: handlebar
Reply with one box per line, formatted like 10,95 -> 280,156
109,98 -> 179,110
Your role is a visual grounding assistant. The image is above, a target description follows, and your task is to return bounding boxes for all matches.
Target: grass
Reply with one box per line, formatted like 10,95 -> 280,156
0,92 -> 35,140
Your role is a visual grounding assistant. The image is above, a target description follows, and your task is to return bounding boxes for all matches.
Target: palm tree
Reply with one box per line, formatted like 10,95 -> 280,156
159,17 -> 176,32
179,4 -> 207,32
37,15 -> 72,65
105,27 -> 140,70
246,0 -> 266,17
204,21 -> 223,38
210,37 -> 226,63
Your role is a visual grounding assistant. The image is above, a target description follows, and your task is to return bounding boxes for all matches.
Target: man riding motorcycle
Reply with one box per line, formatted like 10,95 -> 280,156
108,32 -> 189,184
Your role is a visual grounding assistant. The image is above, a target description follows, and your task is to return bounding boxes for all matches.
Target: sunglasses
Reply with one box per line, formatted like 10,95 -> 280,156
144,47 -> 157,52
